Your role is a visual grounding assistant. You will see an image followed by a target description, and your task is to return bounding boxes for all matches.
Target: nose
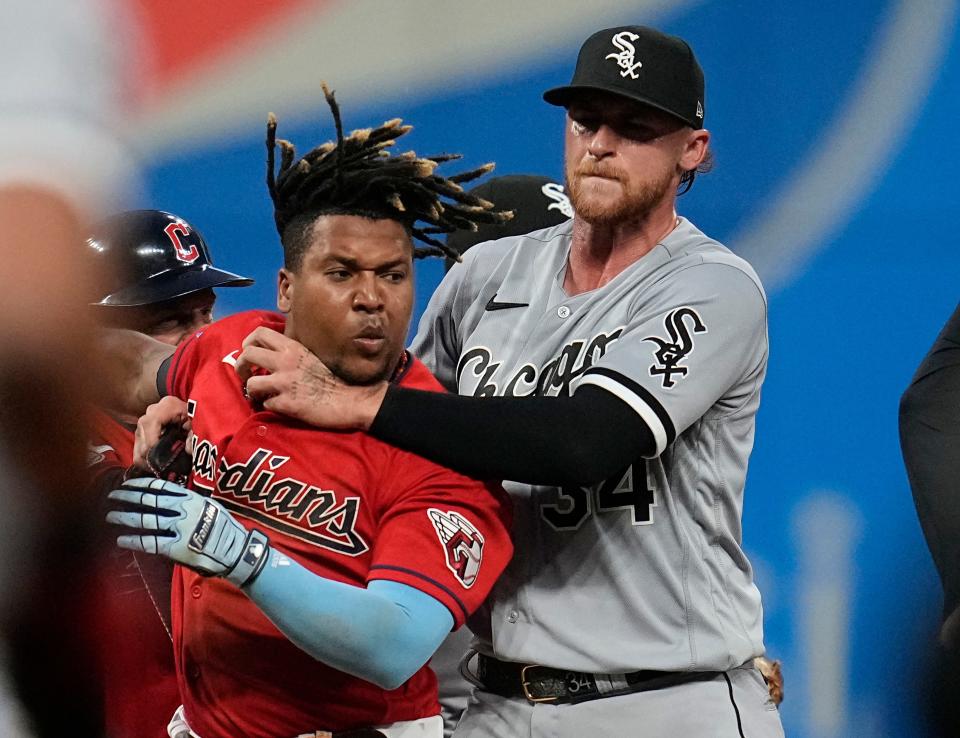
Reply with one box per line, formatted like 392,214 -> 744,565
586,124 -> 617,160
352,273 -> 384,312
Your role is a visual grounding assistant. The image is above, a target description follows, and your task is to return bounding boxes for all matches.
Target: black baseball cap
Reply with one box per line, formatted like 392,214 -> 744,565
543,25 -> 705,129
445,175 -> 572,271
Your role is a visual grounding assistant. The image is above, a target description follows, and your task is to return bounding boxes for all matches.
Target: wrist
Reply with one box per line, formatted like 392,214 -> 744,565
356,382 -> 389,431
224,529 -> 271,588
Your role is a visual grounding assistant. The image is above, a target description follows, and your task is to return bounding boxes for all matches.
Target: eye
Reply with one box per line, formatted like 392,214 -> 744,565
381,270 -> 407,283
570,113 -> 598,134
622,124 -> 659,142
326,269 -> 352,281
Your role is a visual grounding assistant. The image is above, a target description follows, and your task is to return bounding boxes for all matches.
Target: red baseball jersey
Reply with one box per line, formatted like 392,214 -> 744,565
87,408 -> 180,738
164,311 -> 512,738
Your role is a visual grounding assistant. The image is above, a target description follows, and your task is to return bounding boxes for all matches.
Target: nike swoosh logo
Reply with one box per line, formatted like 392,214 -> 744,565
222,350 -> 240,366
485,293 -> 529,311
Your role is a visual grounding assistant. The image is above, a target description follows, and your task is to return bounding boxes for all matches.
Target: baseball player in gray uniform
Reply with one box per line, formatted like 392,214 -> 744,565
234,24 -> 784,738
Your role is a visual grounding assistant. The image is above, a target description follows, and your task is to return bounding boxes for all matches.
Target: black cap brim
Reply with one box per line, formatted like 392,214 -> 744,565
94,264 -> 254,307
543,84 -> 698,129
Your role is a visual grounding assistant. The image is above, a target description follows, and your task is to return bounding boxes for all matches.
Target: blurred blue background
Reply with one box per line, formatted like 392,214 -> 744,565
133,1 -> 960,734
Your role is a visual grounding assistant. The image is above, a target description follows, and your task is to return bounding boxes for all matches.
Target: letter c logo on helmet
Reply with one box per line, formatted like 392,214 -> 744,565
164,221 -> 200,264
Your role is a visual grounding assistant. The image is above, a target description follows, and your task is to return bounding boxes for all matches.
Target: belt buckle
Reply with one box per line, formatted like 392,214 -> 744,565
520,664 -> 559,704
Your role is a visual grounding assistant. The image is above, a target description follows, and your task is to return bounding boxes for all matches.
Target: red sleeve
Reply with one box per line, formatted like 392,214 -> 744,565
366,455 -> 513,629
87,409 -> 134,469
165,311 -> 287,400
85,409 -> 135,503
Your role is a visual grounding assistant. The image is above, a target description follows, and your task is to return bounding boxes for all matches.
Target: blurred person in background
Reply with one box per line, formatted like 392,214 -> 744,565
900,302 -> 960,736
0,0 -> 139,735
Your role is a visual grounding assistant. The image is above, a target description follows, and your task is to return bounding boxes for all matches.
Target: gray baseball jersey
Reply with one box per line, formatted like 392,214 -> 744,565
411,217 -> 768,674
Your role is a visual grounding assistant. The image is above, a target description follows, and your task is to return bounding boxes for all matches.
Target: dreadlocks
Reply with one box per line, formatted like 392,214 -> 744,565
267,84 -> 512,269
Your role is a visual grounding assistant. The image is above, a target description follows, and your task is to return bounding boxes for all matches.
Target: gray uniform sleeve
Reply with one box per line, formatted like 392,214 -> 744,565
578,262 -> 767,457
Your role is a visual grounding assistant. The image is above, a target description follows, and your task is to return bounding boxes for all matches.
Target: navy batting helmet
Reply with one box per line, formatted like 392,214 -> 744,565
87,210 -> 253,307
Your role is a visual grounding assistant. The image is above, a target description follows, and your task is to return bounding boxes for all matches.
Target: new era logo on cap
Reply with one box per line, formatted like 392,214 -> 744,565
543,25 -> 706,130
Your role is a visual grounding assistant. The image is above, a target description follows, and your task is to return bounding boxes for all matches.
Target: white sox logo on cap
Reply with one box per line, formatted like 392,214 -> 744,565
428,508 -> 484,588
605,31 -> 643,79
541,182 -> 573,218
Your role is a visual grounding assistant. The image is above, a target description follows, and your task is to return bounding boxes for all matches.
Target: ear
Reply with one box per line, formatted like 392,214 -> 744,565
679,128 -> 711,172
277,268 -> 293,314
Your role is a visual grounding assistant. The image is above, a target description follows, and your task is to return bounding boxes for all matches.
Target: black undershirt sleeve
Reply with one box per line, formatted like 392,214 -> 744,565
156,354 -> 173,398
370,384 -> 655,487
900,301 -> 960,616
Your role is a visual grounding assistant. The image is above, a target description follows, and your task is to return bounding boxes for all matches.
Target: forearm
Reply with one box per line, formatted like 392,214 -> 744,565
245,552 -> 453,689
95,329 -> 173,416
370,385 -> 654,486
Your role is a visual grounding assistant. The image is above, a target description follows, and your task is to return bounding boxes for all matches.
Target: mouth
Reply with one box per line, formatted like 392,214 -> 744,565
352,325 -> 386,355
577,169 -> 621,183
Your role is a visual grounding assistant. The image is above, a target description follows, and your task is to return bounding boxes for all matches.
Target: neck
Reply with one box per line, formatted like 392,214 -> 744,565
565,199 -> 679,295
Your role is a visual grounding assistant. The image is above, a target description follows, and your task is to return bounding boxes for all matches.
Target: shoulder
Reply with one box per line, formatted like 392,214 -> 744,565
438,221 -> 572,316
183,310 -> 285,350
655,219 -> 766,309
456,220 -> 572,277
207,309 -> 285,337
168,311 -> 285,393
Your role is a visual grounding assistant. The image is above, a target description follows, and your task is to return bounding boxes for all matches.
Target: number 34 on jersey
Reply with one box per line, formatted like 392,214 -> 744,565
540,461 -> 656,531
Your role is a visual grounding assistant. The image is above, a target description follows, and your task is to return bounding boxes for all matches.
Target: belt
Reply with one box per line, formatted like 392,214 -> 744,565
474,653 -> 723,705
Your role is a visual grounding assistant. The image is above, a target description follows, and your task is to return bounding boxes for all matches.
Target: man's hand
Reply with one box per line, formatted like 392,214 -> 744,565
133,396 -> 192,475
236,326 -> 387,431
106,477 -> 270,588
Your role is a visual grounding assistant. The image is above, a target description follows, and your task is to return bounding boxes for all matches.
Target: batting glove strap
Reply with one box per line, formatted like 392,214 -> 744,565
224,529 -> 271,588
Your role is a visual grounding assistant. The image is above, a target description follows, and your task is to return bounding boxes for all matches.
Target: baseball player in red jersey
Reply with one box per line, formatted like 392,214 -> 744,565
85,210 -> 253,738
102,88 -> 514,738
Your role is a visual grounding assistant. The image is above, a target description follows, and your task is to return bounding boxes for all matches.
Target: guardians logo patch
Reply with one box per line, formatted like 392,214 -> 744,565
428,509 -> 484,588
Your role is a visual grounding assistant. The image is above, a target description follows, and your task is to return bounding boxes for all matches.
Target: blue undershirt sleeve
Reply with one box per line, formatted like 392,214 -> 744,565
243,549 -> 454,690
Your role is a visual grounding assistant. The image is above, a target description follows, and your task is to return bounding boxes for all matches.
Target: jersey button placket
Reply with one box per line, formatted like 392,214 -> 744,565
557,305 -> 571,319
190,584 -> 202,599
506,609 -> 519,623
